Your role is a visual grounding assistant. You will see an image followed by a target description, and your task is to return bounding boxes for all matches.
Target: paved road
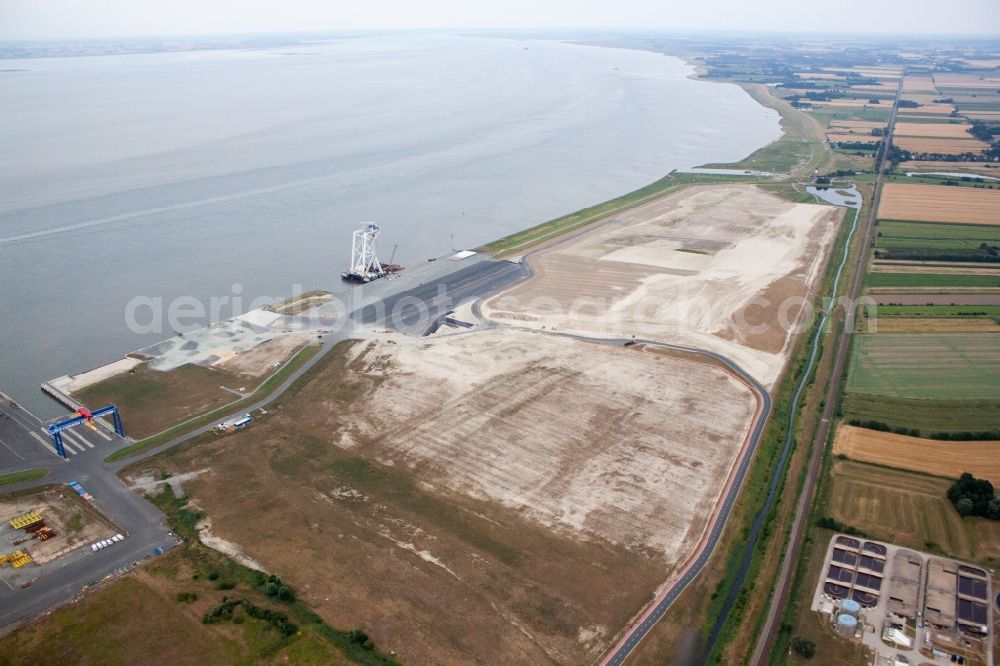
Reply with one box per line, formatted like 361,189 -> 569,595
0,397 -> 176,634
353,259 -> 529,334
748,77 -> 903,665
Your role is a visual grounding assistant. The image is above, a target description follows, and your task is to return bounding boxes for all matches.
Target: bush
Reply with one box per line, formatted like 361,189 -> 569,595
216,581 -> 235,590
791,636 -> 816,658
175,591 -> 197,603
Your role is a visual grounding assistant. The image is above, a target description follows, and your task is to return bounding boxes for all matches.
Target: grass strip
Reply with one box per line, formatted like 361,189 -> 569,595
0,468 -> 49,488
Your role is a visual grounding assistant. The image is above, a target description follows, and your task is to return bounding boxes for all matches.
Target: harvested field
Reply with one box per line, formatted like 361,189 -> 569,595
163,333 -> 759,665
895,122 -> 975,139
934,74 -> 1000,90
824,67 -> 902,78
829,120 -> 886,130
898,161 -> 1000,176
833,425 -> 1000,485
902,76 -> 938,93
482,185 -> 841,387
877,183 -> 1000,225
893,136 -> 989,155
964,112 -> 1000,121
845,333 -> 1000,400
850,84 -> 895,93
870,317 -> 1000,333
826,460 -> 1000,563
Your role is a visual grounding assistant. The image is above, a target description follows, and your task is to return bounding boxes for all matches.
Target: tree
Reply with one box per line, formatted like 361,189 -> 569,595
956,498 -> 974,516
988,498 -> 1000,521
791,636 -> 817,659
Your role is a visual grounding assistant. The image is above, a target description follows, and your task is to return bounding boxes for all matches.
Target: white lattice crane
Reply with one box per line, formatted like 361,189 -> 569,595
341,223 -> 385,282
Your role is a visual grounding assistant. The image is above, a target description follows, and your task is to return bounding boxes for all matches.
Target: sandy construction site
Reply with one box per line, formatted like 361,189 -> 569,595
355,330 -> 758,563
481,185 -> 841,387
168,330 -> 761,663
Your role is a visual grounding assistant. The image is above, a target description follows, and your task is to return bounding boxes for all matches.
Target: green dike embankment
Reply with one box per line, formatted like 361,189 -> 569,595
105,344 -> 320,463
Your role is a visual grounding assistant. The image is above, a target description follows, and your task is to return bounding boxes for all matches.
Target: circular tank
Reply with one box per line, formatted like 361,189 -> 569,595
836,613 -> 859,636
841,599 -> 861,617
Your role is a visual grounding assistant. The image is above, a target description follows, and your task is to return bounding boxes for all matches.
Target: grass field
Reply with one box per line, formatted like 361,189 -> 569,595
0,469 -> 48,487
826,460 -> 1000,564
866,272 -> 1000,288
878,183 -> 1000,225
845,333 -> 1000,399
833,424 -> 1000,484
841,393 -> 1000,434
76,362 -> 253,439
875,219 -> 1000,252
871,317 -> 1000,333
105,345 -> 319,462
874,304 -> 1000,317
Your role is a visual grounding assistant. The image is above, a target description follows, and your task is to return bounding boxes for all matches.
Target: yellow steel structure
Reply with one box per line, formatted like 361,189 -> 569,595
9,511 -> 42,529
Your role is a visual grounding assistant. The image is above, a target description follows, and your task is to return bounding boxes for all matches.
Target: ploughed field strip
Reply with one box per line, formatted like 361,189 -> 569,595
482,184 -> 841,388
845,333 -> 1000,400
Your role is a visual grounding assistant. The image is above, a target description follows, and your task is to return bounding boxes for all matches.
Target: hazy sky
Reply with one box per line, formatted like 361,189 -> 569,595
2,0 -> 999,40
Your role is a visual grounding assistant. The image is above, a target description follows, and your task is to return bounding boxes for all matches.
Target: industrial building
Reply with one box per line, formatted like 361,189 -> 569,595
811,536 -> 994,666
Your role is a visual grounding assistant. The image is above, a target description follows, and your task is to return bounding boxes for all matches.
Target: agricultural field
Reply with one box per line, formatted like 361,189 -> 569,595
826,460 -> 1000,564
901,76 -> 937,93
934,73 -> 1000,90
865,272 -> 1000,288
152,331 -> 761,665
894,122 -> 975,139
828,120 -> 885,131
874,304 -> 1000,315
874,219 -> 1000,252
896,160 -> 1000,176
868,317 -> 1000,333
825,133 -> 879,143
841,393 -> 1000,435
893,136 -> 990,155
845,333 -> 1000,400
833,424 -> 1000,485
482,184 -> 842,387
877,183 -> 1000,225
896,104 -> 956,115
